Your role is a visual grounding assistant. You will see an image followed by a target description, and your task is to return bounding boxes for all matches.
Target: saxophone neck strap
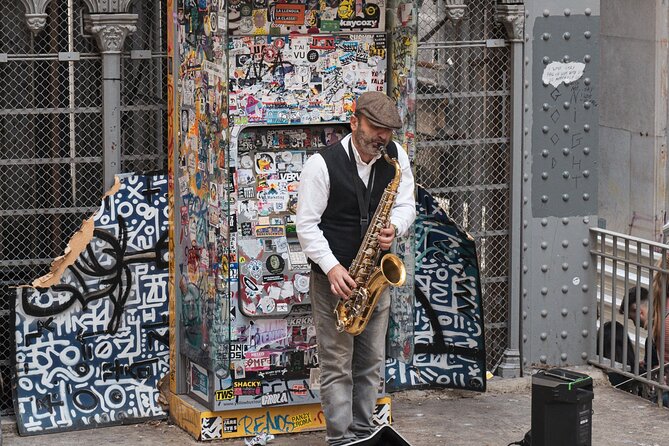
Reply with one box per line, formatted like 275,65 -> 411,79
348,140 -> 376,238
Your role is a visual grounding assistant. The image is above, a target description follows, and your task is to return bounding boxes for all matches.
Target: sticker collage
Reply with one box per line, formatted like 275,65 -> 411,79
174,0 -> 393,417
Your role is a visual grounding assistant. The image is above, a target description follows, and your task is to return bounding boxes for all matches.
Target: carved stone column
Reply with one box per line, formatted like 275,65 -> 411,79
84,13 -> 137,189
495,1 -> 525,42
19,0 -> 53,33
445,0 -> 467,24
89,0 -> 134,13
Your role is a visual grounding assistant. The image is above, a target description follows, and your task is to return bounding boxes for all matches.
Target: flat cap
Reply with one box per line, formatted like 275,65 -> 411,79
354,91 -> 403,129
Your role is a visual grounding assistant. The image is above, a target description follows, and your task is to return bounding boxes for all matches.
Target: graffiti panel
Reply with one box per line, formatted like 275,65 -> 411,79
14,174 -> 169,435
198,398 -> 391,440
386,186 -> 486,392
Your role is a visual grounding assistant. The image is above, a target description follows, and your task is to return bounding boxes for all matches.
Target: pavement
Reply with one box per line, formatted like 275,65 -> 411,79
2,366 -> 669,446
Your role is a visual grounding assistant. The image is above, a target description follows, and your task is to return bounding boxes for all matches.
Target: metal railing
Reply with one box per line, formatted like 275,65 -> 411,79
590,227 -> 669,406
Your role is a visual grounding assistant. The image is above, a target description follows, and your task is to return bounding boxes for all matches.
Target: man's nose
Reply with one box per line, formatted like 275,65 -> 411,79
378,129 -> 392,140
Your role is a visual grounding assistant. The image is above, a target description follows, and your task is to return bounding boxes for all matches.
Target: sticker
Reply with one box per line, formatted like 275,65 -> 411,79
223,418 -> 238,433
572,276 -> 581,286
276,302 -> 288,312
255,152 -> 276,173
190,362 -> 209,401
233,380 -> 262,396
259,296 -> 276,313
294,274 -> 310,293
266,254 -> 286,274
241,222 -> 253,236
263,274 -> 284,283
229,343 -> 249,361
233,361 -> 246,379
306,50 -> 319,63
274,237 -> 289,253
309,367 -> 321,390
245,351 -> 271,371
280,280 -> 294,299
238,168 -> 254,184
286,315 -> 313,326
240,154 -> 253,168
542,61 -> 586,88
310,36 -> 334,50
215,388 -> 235,401
272,3 -> 305,25
241,186 -> 255,199
290,384 -> 308,397
320,19 -> 340,32
261,391 -> 288,406
245,261 -> 264,280
239,239 -> 263,259
255,225 -> 285,237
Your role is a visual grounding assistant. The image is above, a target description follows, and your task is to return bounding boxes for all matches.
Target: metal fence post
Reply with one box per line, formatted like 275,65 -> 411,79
495,0 -> 525,378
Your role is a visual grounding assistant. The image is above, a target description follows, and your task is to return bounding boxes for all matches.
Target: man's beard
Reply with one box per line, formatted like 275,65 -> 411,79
356,132 -> 385,157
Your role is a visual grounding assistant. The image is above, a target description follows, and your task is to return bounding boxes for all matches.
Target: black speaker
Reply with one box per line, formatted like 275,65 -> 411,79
531,368 -> 593,446
347,426 -> 412,446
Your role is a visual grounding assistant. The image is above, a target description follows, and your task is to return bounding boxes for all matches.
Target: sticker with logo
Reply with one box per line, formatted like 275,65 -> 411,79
266,254 -> 285,274
223,418 -> 238,433
233,380 -> 262,396
215,388 -> 235,401
261,390 -> 289,406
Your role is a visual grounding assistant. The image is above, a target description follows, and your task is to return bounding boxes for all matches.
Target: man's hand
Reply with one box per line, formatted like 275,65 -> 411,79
327,264 -> 357,299
377,224 -> 396,251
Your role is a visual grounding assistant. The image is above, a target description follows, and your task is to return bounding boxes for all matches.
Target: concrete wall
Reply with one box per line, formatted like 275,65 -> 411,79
599,0 -> 668,240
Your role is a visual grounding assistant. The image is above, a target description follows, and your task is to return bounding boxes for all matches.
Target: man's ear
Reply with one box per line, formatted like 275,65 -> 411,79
350,114 -> 359,131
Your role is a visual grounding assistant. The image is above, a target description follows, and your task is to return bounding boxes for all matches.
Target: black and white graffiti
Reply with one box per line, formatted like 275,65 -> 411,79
386,186 -> 486,392
14,174 -> 170,434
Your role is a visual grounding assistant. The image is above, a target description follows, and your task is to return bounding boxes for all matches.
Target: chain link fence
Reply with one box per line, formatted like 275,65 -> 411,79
0,0 -> 166,415
122,0 -> 167,173
415,0 -> 511,370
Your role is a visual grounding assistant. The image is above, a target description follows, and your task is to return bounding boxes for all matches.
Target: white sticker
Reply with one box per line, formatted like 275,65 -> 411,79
572,276 -> 580,286
542,61 -> 586,87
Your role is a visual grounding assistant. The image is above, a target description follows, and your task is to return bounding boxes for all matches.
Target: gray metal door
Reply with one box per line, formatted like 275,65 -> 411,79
415,0 -> 512,370
0,0 -> 166,415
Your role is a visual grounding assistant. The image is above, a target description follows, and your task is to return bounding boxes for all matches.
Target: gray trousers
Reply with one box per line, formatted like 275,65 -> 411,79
310,270 -> 390,446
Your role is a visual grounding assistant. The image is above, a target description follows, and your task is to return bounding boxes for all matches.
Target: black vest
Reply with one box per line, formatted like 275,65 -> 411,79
314,139 -> 398,273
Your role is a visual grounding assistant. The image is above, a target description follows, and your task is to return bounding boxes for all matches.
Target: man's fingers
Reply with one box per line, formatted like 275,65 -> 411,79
327,265 -> 358,298
330,278 -> 348,299
338,278 -> 352,297
343,274 -> 357,290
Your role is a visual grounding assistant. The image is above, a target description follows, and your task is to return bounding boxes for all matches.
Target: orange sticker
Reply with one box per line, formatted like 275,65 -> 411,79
273,3 -> 305,25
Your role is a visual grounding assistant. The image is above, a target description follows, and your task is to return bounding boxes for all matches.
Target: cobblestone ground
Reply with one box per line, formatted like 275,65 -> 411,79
2,367 -> 668,446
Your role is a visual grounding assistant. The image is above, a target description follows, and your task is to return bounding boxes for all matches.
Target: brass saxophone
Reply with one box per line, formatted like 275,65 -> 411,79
334,145 -> 407,335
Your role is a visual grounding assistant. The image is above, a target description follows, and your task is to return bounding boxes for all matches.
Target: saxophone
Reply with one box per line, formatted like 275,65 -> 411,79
334,145 -> 407,335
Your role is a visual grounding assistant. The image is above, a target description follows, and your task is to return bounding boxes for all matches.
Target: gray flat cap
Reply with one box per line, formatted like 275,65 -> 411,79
355,91 -> 403,129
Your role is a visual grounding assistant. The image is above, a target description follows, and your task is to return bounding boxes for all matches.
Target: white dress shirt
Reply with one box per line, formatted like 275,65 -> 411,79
296,133 -> 416,275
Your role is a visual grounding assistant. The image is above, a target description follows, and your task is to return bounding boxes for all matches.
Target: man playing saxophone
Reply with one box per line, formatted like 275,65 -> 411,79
296,92 -> 416,446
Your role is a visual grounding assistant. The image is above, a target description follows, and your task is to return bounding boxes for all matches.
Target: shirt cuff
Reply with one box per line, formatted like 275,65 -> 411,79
391,220 -> 405,238
318,254 -> 340,275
